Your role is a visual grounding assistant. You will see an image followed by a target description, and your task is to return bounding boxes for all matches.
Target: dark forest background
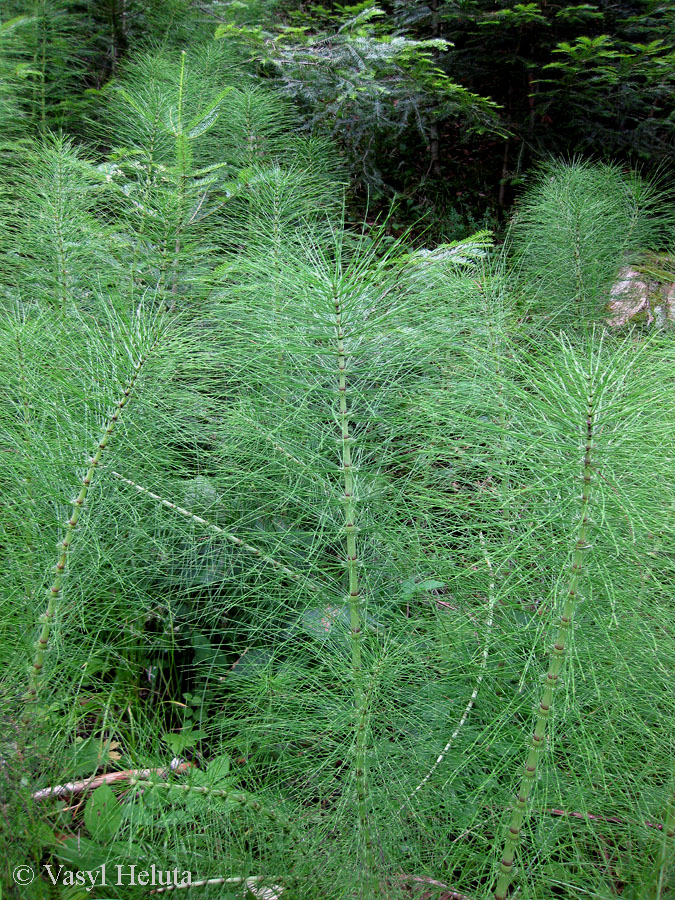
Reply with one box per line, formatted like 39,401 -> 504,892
2,0 -> 673,239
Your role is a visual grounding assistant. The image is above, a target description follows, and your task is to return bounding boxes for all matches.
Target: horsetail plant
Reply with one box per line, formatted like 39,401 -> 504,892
510,160 -> 668,324
493,341 -> 599,900
2,40 -> 674,898
333,280 -> 375,890
25,333 -> 160,701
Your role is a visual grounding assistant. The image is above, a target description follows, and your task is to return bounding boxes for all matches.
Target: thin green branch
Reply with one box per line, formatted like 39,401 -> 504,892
128,778 -> 295,834
111,472 -> 321,592
399,532 -> 496,813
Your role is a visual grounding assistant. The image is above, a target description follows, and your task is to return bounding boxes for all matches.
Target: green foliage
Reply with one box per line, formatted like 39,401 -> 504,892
199,0 -> 674,232
541,31 -> 675,158
0,15 -> 32,141
0,135 -> 115,314
0,0 -> 89,130
215,1 -> 504,198
391,0 -> 674,218
0,32 -> 674,900
509,158 -> 673,323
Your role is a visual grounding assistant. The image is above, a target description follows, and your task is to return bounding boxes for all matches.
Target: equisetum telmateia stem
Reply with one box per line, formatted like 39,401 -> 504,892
128,779 -> 294,834
493,387 -> 596,900
333,287 -> 374,889
25,349 -> 152,700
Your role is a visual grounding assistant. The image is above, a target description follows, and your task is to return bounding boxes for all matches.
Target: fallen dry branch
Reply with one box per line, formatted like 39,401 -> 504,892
32,759 -> 191,801
484,804 -> 668,833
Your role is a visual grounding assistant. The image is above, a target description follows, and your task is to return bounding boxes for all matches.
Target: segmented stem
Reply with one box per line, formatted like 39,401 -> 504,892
111,472 -> 320,592
333,289 -> 374,889
494,388 -> 595,900
26,349 -> 152,700
128,778 -> 294,834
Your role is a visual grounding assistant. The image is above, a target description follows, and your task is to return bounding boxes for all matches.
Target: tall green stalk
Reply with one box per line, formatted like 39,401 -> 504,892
31,0 -> 47,129
25,344 -> 155,701
333,285 -> 374,891
493,382 -> 596,900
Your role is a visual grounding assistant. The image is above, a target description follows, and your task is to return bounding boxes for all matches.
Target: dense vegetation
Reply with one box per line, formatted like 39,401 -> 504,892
0,4 -> 674,900
1,0 -> 674,230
